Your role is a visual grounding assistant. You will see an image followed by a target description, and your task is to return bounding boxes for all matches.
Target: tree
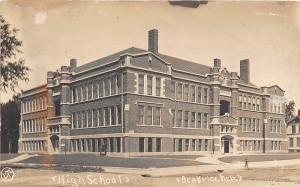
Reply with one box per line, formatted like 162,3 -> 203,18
0,94 -> 21,153
285,100 -> 295,122
0,14 -> 30,93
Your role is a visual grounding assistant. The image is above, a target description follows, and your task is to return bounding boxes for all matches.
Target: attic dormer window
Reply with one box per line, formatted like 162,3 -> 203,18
148,55 -> 152,68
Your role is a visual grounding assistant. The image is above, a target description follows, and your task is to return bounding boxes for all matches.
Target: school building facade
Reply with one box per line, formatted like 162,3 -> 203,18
287,110 -> 300,152
18,29 -> 288,154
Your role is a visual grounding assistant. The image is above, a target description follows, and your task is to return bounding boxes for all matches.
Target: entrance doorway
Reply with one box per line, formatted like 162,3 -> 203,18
221,135 -> 234,154
50,135 -> 59,152
224,139 -> 229,153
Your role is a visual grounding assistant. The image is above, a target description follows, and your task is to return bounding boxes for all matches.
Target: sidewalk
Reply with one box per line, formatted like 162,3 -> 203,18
0,154 -> 37,164
136,158 -> 300,177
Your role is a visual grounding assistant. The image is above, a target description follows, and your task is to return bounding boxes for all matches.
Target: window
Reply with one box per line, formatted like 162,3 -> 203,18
117,74 -> 121,94
122,72 -> 127,92
190,85 -> 196,102
191,139 -> 196,151
198,139 -> 202,151
77,112 -> 81,128
146,106 -> 153,125
99,80 -> 103,97
104,79 -> 110,96
177,83 -> 182,100
139,138 -> 144,152
171,81 -> 175,99
54,99 -> 60,116
204,140 -> 208,151
258,141 -> 261,151
87,110 -> 92,127
297,138 -> 300,147
243,118 -> 247,131
178,139 -> 183,152
239,117 -> 242,126
93,109 -> 98,127
111,106 -> 115,125
83,86 -> 87,101
184,111 -> 189,128
197,87 -> 202,103
185,139 -> 189,151
98,108 -> 103,126
270,104 -> 273,113
148,138 -> 153,152
190,112 -> 196,128
243,96 -> 247,109
197,113 -> 202,128
156,138 -> 161,152
29,101 -> 32,111
37,98 -> 42,110
88,83 -> 92,100
248,96 -> 251,109
252,118 -> 256,132
203,88 -> 208,104
270,119 -> 274,132
252,97 -> 256,110
220,100 -> 230,116
104,108 -> 110,126
82,111 -> 87,128
111,77 -> 116,95
72,113 -> 76,129
147,76 -> 153,95
138,105 -> 144,125
156,77 -> 161,96
117,105 -> 122,125
33,100 -> 36,111
93,82 -> 98,98
171,109 -> 176,127
256,98 -> 260,111
43,98 -> 46,109
253,140 -> 257,151
154,107 -> 161,126
138,74 -> 144,94
289,138 -> 294,147
256,119 -> 260,132
72,88 -> 77,102
248,118 -> 251,132
183,84 -> 189,101
203,113 -> 208,129
176,110 -> 183,127
292,125 -> 296,133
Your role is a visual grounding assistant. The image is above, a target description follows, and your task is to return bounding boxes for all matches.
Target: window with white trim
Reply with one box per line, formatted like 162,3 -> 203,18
197,86 -> 202,103
146,106 -> 153,125
147,76 -> 153,95
183,84 -> 189,101
176,83 -> 183,100
138,74 -> 144,94
156,77 -> 161,96
190,85 -> 196,102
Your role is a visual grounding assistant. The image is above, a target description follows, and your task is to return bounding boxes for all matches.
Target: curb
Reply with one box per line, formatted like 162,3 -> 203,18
1,163 -> 104,172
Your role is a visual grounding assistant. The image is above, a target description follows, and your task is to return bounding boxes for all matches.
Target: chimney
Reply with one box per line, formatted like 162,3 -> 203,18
214,58 -> 221,68
148,29 -> 158,54
240,59 -> 250,83
70,58 -> 77,68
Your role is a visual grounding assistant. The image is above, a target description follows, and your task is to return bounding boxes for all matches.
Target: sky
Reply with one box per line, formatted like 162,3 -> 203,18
0,0 -> 300,110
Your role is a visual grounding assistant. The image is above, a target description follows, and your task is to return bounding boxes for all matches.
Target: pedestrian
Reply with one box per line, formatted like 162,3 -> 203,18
245,158 -> 249,169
